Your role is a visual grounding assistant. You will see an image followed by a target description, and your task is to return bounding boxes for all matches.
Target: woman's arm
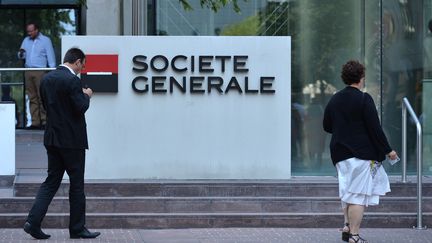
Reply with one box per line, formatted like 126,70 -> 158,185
362,93 -> 392,155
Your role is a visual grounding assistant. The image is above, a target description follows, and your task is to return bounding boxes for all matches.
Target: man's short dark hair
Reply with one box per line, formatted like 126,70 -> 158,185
341,60 -> 365,85
63,48 -> 85,64
26,22 -> 39,30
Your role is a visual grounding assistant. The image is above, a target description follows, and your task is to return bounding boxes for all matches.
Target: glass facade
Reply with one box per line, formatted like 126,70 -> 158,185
0,5 -> 79,128
1,0 -> 431,176
154,0 -> 431,176
422,1 -> 432,176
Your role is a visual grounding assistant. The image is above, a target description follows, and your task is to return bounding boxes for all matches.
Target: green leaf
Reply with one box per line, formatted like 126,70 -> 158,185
180,0 -> 246,13
179,0 -> 193,11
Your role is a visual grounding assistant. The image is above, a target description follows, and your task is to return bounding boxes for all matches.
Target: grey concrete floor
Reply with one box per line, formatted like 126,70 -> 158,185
1,227 -> 431,243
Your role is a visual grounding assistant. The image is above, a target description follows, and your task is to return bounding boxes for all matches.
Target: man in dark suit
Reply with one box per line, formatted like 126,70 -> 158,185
23,48 -> 100,239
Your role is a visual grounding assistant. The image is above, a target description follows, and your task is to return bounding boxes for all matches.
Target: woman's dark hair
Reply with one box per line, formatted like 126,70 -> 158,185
63,47 -> 85,64
341,60 -> 365,85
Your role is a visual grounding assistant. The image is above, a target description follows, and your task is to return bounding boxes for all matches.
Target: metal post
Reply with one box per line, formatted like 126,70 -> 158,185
131,0 -> 147,35
401,97 -> 427,230
401,100 -> 407,183
415,119 -> 424,229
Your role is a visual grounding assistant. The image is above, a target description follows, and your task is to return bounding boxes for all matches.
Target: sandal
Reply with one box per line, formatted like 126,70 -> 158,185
342,223 -> 350,242
349,233 -> 368,243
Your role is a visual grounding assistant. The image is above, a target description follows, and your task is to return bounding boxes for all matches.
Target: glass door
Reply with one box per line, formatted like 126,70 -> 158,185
0,7 -> 78,128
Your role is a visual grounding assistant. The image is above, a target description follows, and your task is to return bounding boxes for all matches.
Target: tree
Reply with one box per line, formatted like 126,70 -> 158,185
221,15 -> 259,36
179,0 -> 245,13
0,8 -> 75,127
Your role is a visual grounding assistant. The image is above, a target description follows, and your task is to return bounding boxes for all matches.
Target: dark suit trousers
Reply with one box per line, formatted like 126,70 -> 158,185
27,146 -> 86,234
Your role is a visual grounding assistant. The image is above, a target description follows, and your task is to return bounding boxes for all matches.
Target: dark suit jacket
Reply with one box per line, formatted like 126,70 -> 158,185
323,86 -> 392,164
40,66 -> 90,149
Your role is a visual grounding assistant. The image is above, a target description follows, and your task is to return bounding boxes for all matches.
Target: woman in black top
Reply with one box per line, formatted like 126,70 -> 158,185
323,60 -> 398,243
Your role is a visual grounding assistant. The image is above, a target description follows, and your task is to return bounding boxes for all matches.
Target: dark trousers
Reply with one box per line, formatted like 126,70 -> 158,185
27,146 -> 86,234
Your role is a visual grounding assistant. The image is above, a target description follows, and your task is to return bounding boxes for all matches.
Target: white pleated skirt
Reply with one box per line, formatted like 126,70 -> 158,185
336,157 -> 390,208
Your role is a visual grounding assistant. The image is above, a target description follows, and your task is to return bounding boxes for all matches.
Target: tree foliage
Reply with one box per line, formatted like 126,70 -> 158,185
179,0 -> 244,13
220,15 -> 259,36
0,8 -> 75,125
0,9 -> 74,68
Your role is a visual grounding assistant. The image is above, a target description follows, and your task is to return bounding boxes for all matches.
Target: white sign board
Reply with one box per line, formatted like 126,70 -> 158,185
0,103 -> 15,175
62,36 -> 291,179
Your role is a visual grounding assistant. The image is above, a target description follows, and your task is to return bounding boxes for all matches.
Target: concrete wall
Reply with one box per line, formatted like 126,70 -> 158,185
62,36 -> 291,179
0,103 -> 15,176
86,0 -> 121,35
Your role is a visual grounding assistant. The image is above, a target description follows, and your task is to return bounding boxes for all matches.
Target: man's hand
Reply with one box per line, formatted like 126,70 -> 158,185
18,49 -> 26,59
82,88 -> 93,98
387,150 -> 398,160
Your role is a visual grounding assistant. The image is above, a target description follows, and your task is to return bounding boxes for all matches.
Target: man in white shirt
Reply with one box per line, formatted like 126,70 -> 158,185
18,22 -> 56,129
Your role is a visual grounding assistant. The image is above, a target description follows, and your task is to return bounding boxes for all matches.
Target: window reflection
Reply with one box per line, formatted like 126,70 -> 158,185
422,1 -> 432,175
0,8 -> 77,128
154,0 -> 432,175
381,0 -> 425,175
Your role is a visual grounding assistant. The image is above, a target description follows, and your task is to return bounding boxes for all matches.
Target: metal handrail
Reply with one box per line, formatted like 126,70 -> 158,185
0,67 -> 56,129
0,83 -> 23,86
401,97 -> 426,229
0,68 -> 55,72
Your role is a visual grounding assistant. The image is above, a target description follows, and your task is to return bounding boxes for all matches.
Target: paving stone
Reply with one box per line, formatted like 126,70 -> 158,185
1,228 -> 431,243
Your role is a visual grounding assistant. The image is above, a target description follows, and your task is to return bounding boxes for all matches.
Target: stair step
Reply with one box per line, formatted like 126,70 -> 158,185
1,196 -> 431,214
0,176 -> 14,187
13,181 -> 432,197
1,212 -> 430,228
7,178 -> 432,229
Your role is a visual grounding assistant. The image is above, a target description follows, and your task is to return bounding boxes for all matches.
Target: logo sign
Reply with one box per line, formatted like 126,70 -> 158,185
81,54 -> 118,92
130,54 -> 276,95
62,36 -> 291,180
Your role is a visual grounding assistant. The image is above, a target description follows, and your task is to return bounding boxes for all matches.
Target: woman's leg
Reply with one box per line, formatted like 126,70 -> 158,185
348,204 -> 365,234
343,205 -> 349,226
341,204 -> 350,241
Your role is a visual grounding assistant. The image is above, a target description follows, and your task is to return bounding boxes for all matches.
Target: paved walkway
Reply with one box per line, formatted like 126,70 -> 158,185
1,228 -> 431,243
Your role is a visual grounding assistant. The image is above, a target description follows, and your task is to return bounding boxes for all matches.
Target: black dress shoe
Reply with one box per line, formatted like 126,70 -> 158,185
23,222 -> 51,239
70,227 -> 101,239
